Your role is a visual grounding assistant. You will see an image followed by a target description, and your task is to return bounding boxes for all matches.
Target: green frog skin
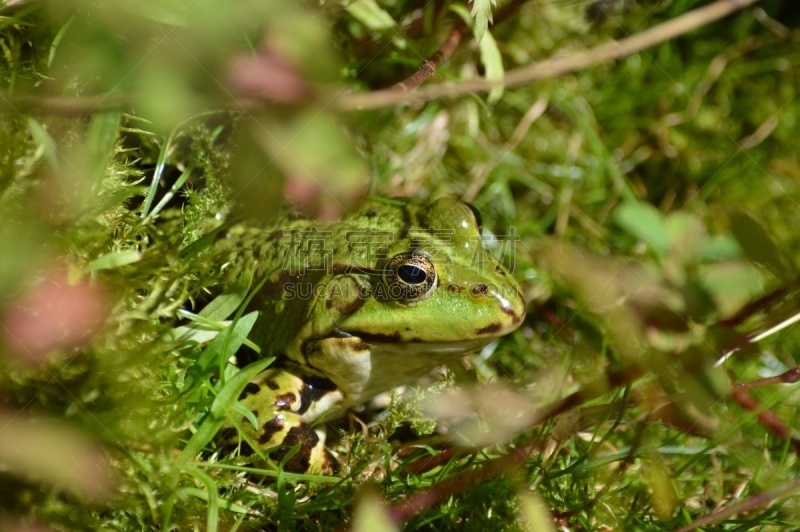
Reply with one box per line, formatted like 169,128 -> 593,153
214,197 -> 526,475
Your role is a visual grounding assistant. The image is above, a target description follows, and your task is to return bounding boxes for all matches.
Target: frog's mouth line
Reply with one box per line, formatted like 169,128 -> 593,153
328,327 -> 504,352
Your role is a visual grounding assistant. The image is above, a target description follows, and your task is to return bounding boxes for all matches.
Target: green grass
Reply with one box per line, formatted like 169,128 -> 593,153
1,0 -> 800,530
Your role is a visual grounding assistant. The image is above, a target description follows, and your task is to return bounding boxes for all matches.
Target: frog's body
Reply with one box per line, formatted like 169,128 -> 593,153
214,198 -> 525,474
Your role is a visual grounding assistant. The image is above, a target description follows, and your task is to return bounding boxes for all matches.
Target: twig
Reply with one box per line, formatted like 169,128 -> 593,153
393,24 -> 466,92
716,276 -> 800,329
729,388 -> 800,454
671,477 -> 800,532
338,0 -> 762,110
386,364 -> 645,523
734,366 -> 800,390
391,0 -> 531,92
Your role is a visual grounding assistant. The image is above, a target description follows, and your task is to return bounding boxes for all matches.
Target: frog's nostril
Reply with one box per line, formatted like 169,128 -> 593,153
397,264 -> 426,284
471,284 -> 488,296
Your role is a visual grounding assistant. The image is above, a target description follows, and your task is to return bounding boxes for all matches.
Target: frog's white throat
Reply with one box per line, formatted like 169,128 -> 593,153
305,335 -> 490,406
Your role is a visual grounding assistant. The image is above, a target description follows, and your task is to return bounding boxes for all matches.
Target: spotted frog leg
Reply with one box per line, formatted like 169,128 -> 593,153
221,368 -> 343,475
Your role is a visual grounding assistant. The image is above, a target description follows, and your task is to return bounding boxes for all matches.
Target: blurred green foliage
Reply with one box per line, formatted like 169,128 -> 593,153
1,0 -> 800,530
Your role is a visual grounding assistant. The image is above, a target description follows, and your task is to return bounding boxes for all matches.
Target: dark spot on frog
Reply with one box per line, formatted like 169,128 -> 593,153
217,427 -> 238,443
365,207 -> 377,218
258,416 -> 285,444
326,288 -> 365,317
321,448 -> 339,475
351,339 -> 370,351
269,425 -> 318,473
477,323 -> 502,335
238,382 -> 261,400
447,284 -> 464,294
239,441 -> 255,456
471,284 -> 488,296
297,375 -> 339,414
350,331 -> 402,343
266,380 -> 280,390
500,299 -> 524,324
273,392 -> 297,410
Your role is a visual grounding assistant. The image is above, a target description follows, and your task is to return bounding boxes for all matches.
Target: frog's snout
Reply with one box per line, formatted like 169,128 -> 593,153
472,280 -> 526,337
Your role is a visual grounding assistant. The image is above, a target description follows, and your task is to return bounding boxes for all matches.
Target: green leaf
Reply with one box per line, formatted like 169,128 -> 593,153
199,269 -> 254,321
84,250 -> 141,272
172,310 -> 261,353
729,211 -> 788,280
27,118 -> 59,172
614,202 -> 669,254
478,29 -> 504,103
232,401 -> 260,431
195,311 -> 259,374
210,357 -> 275,420
85,110 -> 122,181
179,218 -> 241,261
48,15 -> 74,67
179,486 -> 250,514
700,262 -> 762,317
471,0 -> 496,44
352,487 -> 398,532
345,0 -> 396,30
171,357 -> 274,476
517,491 -> 555,532
701,235 -> 742,261
184,467 -> 219,532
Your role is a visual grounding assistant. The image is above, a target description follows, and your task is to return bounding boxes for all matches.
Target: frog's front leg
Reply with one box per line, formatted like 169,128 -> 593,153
221,368 -> 343,475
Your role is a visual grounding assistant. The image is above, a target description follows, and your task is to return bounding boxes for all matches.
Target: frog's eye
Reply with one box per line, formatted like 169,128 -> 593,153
384,252 -> 437,303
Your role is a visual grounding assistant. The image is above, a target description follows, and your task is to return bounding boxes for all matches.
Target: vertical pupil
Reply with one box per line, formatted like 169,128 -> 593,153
397,264 -> 426,284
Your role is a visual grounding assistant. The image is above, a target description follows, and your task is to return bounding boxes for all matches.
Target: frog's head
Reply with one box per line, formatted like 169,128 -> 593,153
326,198 -> 526,355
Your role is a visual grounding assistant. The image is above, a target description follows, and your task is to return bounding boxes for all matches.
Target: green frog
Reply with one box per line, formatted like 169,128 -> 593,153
214,197 -> 526,475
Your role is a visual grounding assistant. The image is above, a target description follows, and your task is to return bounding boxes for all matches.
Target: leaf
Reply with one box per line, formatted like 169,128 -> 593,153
184,311 -> 260,391
700,262 -> 762,317
199,269 -> 254,321
201,311 -> 259,372
0,411 -> 115,500
171,357 -> 274,476
345,0 -> 396,30
701,235 -> 742,261
84,250 -> 141,272
729,211 -> 788,280
478,29 -> 504,103
179,486 -> 249,514
48,15 -> 74,67
471,0 -> 496,44
646,453 -> 677,520
172,310 -> 261,353
209,356 -> 275,419
614,201 -> 670,255
232,401 -> 260,431
184,467 -> 219,532
352,487 -> 398,532
27,118 -> 59,172
179,218 -> 240,261
85,110 -> 122,182
517,491 -> 555,532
